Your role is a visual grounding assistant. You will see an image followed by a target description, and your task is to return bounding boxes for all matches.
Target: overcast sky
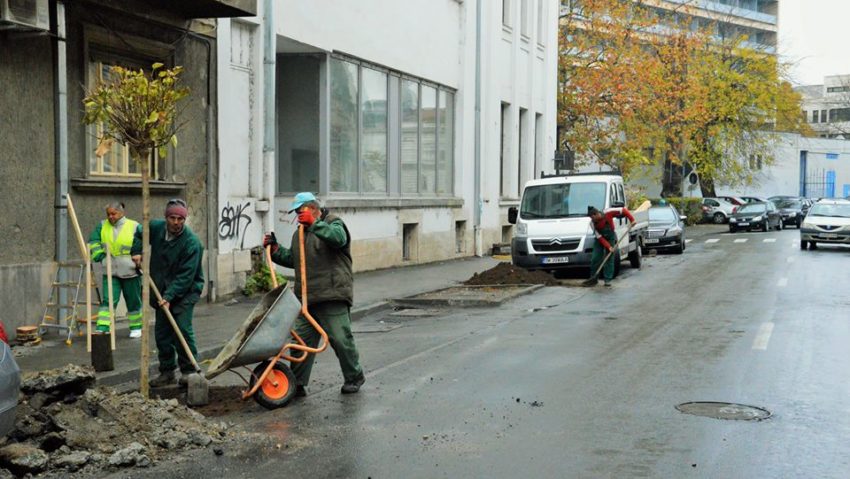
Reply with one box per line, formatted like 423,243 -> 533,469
779,0 -> 850,86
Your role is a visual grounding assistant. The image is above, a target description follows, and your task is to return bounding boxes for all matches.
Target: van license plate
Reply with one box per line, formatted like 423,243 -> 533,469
542,257 -> 569,264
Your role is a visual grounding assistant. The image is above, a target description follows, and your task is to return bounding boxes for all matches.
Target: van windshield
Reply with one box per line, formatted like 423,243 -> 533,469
520,182 -> 607,219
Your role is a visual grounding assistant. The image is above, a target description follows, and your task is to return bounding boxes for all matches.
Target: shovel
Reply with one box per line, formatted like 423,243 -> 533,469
585,224 -> 633,285
145,274 -> 209,406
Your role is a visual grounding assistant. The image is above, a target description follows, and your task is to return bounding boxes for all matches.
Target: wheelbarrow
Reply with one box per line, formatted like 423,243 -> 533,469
205,226 -> 328,409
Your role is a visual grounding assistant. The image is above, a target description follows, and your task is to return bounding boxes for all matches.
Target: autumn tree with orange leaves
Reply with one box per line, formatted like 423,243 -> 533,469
559,0 -> 810,197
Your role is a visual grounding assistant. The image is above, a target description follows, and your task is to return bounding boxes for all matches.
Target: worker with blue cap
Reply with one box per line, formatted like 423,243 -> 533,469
263,192 -> 365,397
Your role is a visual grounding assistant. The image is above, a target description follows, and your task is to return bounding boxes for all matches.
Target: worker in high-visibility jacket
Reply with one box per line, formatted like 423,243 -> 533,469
88,201 -> 143,337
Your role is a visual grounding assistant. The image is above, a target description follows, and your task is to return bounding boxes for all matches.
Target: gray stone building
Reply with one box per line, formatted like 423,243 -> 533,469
0,0 -> 255,339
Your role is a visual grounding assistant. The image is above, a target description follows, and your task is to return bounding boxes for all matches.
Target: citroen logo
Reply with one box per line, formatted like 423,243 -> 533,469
549,238 -> 563,246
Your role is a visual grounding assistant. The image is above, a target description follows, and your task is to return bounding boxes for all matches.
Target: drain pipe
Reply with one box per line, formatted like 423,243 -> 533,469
53,1 -> 69,274
473,0 -> 483,256
262,0 -> 276,233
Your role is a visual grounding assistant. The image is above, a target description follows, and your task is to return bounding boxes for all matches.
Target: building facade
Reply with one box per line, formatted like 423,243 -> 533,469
214,0 -> 561,294
798,75 -> 850,140
0,0 -> 255,338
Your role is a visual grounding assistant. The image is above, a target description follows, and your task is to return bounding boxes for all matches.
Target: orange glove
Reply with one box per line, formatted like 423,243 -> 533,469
297,210 -> 315,227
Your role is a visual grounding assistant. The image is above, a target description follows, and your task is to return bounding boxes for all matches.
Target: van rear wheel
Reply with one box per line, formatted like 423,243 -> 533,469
628,243 -> 642,269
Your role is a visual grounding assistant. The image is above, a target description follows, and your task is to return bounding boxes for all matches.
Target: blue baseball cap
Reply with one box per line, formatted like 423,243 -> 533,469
288,192 -> 319,213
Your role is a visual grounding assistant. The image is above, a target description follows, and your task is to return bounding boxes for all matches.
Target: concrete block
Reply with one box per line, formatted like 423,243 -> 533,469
216,253 -> 234,275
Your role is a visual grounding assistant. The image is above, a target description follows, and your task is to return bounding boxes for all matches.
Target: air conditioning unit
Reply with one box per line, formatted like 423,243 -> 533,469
0,0 -> 50,32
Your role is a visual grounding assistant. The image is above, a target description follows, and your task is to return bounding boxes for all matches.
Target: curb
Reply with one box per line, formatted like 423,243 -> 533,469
95,301 -> 393,388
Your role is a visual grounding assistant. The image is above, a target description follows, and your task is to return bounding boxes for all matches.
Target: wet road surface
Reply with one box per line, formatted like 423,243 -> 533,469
115,226 -> 850,478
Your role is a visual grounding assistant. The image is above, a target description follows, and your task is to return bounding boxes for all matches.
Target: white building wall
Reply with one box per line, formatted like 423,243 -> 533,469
215,0 -> 559,294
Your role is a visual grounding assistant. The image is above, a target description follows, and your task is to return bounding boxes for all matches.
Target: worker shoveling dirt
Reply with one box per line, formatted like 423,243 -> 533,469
0,364 -> 243,478
464,262 -> 559,286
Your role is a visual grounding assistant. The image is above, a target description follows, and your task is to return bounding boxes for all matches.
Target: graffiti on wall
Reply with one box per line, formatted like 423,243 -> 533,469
218,201 -> 253,249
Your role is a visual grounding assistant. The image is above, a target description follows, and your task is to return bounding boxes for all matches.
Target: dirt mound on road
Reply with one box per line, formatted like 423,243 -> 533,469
1,364 -> 237,478
464,262 -> 558,286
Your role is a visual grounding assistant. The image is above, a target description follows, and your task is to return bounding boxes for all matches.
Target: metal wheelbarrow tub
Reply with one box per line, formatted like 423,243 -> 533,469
206,284 -> 302,379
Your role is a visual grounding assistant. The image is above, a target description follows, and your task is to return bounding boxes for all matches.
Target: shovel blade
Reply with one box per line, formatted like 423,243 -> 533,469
186,373 -> 209,406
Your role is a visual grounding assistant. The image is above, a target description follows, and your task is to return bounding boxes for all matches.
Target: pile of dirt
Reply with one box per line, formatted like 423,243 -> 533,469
0,364 -> 231,478
464,262 -> 558,286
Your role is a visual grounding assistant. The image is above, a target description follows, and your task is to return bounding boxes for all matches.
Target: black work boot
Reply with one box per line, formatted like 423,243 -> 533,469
295,385 -> 308,397
149,370 -> 176,388
582,277 -> 599,287
178,373 -> 191,389
341,372 -> 365,394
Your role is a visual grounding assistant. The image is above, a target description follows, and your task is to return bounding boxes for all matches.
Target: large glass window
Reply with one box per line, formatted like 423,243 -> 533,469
420,86 -> 437,194
330,59 -> 359,192
360,68 -> 388,193
401,80 -> 419,194
437,91 -> 454,195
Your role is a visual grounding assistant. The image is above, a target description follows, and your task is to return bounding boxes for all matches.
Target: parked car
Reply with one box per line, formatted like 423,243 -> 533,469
0,321 -> 20,437
645,205 -> 687,254
729,201 -> 782,232
701,197 -> 737,224
800,199 -> 850,250
717,196 -> 747,206
740,196 -> 769,204
771,198 -> 807,228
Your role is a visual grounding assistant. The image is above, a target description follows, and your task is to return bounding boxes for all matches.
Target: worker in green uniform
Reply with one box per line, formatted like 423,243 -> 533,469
264,192 -> 365,397
148,199 -> 205,388
583,205 -> 635,287
87,201 -> 143,337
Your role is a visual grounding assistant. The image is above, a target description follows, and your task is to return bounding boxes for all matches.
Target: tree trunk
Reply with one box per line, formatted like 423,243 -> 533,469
661,156 -> 684,197
139,151 -> 152,399
700,174 -> 717,198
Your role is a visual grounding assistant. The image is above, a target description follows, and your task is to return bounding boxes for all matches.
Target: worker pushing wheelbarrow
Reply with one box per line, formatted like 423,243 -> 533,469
207,193 -> 364,408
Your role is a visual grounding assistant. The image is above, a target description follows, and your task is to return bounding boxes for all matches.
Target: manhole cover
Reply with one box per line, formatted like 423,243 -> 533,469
676,402 -> 771,421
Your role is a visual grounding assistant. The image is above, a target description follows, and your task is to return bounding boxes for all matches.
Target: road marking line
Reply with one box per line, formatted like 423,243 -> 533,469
777,277 -> 788,287
752,322 -> 774,350
734,238 -> 748,243
787,256 -> 795,263
705,238 -> 720,244
763,238 -> 776,243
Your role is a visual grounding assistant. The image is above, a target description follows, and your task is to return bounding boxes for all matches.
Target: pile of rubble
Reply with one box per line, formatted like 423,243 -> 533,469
0,364 -> 229,477
464,262 -> 559,286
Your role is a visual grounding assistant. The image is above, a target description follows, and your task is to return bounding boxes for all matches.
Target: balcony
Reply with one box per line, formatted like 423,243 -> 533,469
664,0 -> 777,26
143,0 -> 257,18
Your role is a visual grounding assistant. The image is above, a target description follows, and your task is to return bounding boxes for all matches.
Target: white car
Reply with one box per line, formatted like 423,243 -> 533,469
800,199 -> 850,250
701,197 -> 737,224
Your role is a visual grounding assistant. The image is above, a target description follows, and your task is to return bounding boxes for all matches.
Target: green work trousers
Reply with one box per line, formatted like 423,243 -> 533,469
290,301 -> 362,386
97,275 -> 142,332
590,230 -> 618,281
154,304 -> 198,374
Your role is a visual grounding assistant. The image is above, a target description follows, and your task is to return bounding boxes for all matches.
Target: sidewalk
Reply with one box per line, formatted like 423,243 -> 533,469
14,256 -> 500,387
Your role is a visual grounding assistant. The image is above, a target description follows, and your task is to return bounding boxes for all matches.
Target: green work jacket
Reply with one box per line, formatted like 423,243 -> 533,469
271,212 -> 353,307
149,219 -> 205,313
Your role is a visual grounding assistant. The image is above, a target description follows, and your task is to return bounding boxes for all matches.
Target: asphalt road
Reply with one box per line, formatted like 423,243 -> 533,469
115,226 -> 850,479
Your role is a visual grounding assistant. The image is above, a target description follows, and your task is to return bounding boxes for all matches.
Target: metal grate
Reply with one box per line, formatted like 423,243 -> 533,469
531,238 -> 581,252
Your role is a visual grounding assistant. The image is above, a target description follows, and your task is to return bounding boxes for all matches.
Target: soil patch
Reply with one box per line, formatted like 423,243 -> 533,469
1,364 -> 260,478
152,386 -> 257,418
464,262 -> 558,286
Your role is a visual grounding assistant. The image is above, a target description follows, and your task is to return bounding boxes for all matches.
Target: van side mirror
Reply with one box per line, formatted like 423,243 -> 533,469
508,207 -> 518,224
680,215 -> 688,222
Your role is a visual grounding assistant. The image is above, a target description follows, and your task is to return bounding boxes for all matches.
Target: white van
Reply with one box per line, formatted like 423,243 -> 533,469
507,173 -> 648,276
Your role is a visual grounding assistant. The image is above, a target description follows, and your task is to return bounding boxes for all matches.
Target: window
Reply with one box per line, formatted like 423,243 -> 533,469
827,86 -> 850,93
500,102 -> 512,197
521,0 -> 530,38
821,109 -> 828,123
502,0 -> 512,27
87,57 -> 160,179
328,56 -> 455,197
360,67 -> 388,193
400,80 -> 419,194
534,113 -> 543,178
436,91 -> 454,195
536,0 -> 546,46
420,86 -> 437,193
812,110 -> 819,123
519,108 -> 529,190
330,59 -> 359,192
830,108 -> 850,122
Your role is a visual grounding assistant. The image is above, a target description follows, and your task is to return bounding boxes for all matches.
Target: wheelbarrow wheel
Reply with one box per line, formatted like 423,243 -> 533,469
249,360 -> 297,409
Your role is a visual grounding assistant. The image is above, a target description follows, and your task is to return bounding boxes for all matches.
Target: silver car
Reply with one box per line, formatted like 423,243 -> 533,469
800,199 -> 850,250
0,335 -> 20,437
701,197 -> 737,224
